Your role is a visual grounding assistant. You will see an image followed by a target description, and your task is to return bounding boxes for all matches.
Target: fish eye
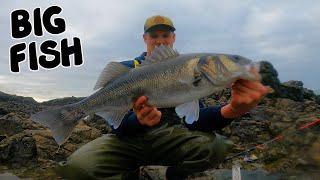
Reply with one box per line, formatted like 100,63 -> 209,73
234,55 -> 240,60
199,56 -> 208,65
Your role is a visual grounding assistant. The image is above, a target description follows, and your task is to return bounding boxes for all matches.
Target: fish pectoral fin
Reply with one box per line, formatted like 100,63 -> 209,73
141,45 -> 180,66
94,62 -> 130,90
175,100 -> 200,124
95,110 -> 128,129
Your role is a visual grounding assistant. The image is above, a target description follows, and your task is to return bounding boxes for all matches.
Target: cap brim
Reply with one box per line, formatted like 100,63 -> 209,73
145,24 -> 175,33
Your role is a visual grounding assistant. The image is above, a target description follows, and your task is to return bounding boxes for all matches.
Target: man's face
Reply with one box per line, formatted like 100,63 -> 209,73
143,30 -> 176,54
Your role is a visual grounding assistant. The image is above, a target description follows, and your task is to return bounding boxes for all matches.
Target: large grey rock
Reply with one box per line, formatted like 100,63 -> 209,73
280,82 -> 305,101
315,95 -> 320,104
0,132 -> 37,165
282,80 -> 304,88
259,61 -> 282,96
0,91 -> 37,104
281,80 -> 318,102
0,173 -> 20,180
0,114 -> 25,136
259,62 -> 318,102
0,113 -> 39,137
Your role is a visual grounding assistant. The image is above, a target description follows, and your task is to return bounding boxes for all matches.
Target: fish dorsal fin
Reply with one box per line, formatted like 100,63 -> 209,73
94,62 -> 130,90
141,45 -> 180,66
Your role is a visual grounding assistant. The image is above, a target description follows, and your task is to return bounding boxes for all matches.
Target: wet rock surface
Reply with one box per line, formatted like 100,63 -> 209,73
0,93 -> 109,179
0,62 -> 320,179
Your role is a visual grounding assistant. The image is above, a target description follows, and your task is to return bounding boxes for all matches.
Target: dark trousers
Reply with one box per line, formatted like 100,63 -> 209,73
56,122 -> 233,179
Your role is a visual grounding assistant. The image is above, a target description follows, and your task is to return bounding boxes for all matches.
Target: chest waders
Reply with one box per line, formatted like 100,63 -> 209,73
56,59 -> 233,180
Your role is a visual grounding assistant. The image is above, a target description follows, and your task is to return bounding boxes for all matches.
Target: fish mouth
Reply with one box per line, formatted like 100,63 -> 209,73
198,54 -> 260,86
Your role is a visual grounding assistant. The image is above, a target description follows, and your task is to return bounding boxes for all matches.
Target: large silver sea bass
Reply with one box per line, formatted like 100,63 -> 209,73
31,45 -> 261,145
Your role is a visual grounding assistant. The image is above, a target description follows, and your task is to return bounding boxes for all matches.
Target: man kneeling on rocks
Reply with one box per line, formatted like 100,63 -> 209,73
57,15 -> 270,180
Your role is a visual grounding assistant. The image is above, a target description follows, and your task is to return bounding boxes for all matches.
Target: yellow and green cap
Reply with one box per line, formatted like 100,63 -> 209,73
144,15 -> 176,33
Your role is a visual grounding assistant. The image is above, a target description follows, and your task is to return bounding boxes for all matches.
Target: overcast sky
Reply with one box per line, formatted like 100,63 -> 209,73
1,0 -> 319,102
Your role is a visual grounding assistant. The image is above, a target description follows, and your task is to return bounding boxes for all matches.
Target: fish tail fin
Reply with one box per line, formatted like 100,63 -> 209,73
30,105 -> 85,145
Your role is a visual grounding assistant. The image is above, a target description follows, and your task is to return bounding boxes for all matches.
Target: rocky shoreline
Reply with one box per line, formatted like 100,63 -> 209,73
0,61 -> 319,179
